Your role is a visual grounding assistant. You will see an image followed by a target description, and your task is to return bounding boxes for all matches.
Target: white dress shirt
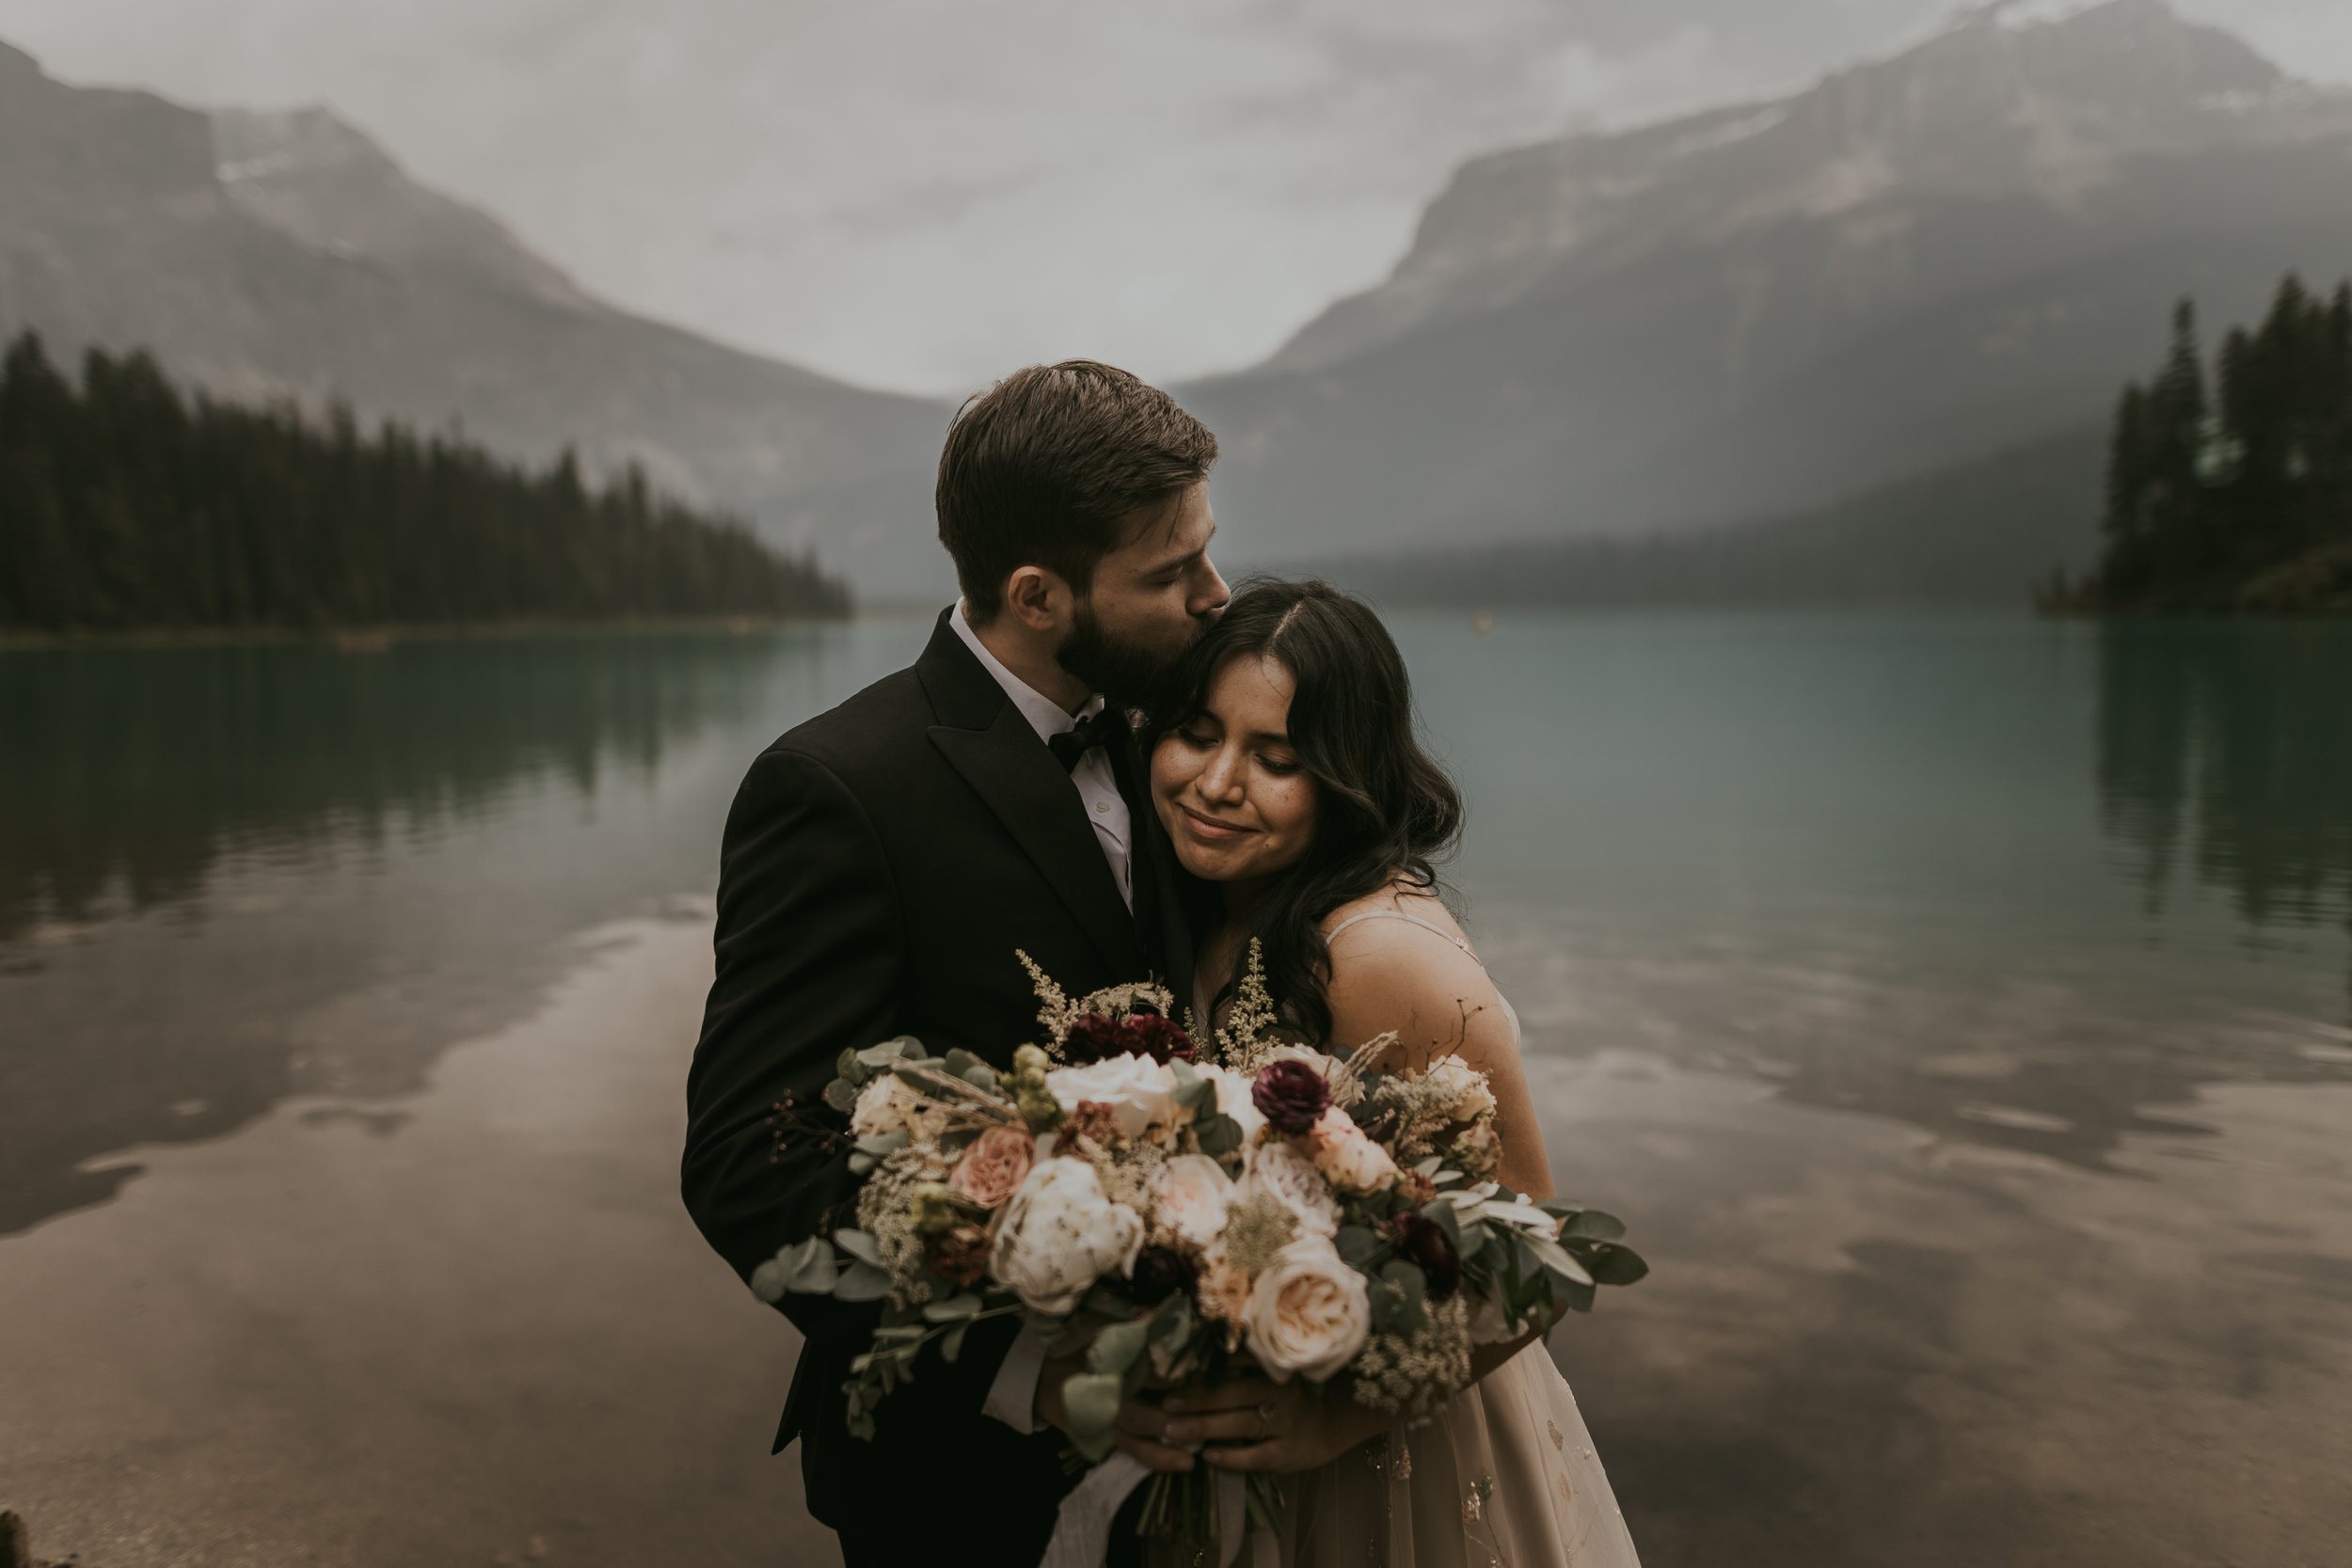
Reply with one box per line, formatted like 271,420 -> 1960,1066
950,602 -> 1134,911
951,602 -> 1131,1433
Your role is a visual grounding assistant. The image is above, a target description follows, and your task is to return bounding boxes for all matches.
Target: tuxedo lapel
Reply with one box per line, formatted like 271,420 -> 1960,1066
919,611 -> 1143,979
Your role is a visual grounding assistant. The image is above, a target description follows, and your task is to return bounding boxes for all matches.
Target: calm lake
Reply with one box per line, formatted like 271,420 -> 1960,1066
3,612 -> 2348,1568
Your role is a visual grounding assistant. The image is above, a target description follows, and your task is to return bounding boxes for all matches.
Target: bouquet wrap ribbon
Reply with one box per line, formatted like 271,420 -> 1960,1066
1038,1452 -> 1278,1568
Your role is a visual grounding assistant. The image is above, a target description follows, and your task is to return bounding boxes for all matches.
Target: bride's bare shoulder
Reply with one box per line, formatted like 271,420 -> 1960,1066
1319,883 -> 1502,1053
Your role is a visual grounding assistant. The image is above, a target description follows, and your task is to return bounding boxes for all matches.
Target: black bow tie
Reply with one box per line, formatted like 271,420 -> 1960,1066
1049,707 -> 1131,773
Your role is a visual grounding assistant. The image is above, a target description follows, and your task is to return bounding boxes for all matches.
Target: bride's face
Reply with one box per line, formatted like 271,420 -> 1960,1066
1150,653 -> 1320,886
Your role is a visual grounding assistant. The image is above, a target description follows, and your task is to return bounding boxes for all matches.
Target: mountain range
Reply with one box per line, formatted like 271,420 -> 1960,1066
1184,0 -> 2352,594
0,42 -> 946,594
5,1 -> 2350,603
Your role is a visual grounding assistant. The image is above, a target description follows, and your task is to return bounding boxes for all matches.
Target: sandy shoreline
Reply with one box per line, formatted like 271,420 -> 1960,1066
0,916 -> 834,1568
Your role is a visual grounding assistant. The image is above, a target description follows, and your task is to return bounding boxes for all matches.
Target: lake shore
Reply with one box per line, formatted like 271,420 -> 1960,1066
0,614 -> 860,654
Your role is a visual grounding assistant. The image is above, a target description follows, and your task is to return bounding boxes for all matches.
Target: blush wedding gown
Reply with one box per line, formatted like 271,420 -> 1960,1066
1273,909 -> 1642,1568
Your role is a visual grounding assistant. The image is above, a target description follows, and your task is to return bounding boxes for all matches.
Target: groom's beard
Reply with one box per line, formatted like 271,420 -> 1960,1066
1057,598 -> 1180,709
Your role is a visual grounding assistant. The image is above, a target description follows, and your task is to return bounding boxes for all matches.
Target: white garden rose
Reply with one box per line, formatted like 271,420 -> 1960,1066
1241,1233 -> 1371,1383
989,1158 -> 1145,1315
1189,1063 -> 1266,1145
850,1073 -> 923,1140
1046,1052 -> 1177,1140
1420,1055 -> 1497,1121
1152,1153 -> 1235,1249
1237,1139 -> 1342,1239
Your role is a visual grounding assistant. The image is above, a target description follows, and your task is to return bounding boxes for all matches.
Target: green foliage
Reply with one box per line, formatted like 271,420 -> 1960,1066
0,333 -> 850,632
2067,277 -> 2352,613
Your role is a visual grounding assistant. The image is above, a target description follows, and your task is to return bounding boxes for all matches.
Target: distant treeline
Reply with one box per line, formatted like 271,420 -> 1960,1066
2053,277 -> 2352,615
0,333 -> 850,633
1298,427 -> 2103,611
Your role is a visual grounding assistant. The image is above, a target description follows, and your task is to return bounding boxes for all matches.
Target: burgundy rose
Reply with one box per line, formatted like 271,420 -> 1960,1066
1120,1014 -> 1196,1065
1066,1010 -> 1197,1066
1386,1212 -> 1461,1300
1128,1243 -> 1200,1307
1064,1013 -> 1128,1064
1252,1058 -> 1332,1136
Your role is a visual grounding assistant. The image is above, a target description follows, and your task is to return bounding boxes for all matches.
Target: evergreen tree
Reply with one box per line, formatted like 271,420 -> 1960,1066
2074,277 -> 2352,613
0,334 -> 850,632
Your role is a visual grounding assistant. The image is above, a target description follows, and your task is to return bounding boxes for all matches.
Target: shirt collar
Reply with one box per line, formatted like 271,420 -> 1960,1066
951,601 -> 1104,747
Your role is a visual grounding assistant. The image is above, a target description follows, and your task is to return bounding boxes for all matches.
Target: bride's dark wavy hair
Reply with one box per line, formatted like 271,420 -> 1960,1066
1147,578 -> 1463,1046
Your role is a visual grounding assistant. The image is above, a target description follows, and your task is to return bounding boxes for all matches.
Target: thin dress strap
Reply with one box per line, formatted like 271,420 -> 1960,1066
1324,909 -> 1485,967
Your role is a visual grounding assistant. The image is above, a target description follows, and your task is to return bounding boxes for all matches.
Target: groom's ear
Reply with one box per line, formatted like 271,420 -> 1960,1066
1002,565 -> 1076,633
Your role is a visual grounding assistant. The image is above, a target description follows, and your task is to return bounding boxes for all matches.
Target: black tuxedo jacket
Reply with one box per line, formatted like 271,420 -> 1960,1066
682,609 -> 1196,1558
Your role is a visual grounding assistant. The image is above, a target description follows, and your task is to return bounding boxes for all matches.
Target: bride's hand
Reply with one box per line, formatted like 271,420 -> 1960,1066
1157,1375 -> 1388,1474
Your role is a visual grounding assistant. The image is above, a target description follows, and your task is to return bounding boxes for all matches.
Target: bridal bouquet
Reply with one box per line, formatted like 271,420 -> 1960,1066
750,947 -> 1645,1555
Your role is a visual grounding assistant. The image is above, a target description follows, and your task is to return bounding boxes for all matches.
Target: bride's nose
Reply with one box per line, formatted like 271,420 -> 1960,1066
1197,744 -> 1247,802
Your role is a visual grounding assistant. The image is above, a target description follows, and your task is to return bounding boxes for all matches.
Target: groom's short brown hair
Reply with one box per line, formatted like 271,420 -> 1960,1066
937,360 -> 1217,621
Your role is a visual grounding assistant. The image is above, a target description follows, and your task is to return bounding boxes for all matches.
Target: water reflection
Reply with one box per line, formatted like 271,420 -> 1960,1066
2095,620 -> 2352,957
0,628 -> 904,1237
0,636 -> 788,942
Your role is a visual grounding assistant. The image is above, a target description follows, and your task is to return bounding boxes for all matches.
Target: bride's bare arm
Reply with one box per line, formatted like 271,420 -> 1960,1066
1322,906 -> 1554,1201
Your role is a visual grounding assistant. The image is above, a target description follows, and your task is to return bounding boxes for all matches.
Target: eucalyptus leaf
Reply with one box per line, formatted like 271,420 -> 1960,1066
787,1243 -> 839,1295
1525,1232 -> 1595,1287
1419,1200 -> 1461,1246
748,1257 -> 788,1303
1563,1210 -> 1626,1243
1089,1317 -> 1152,1376
923,1293 -> 983,1323
944,1048 -> 984,1079
847,1152 -> 876,1175
833,1261 -> 894,1302
1582,1243 -> 1649,1287
856,1038 -> 914,1067
962,1064 -> 1001,1088
1335,1225 -> 1383,1269
1193,1113 -> 1242,1157
833,1228 -> 886,1269
1379,1259 -> 1428,1309
1061,1371 -> 1124,1463
941,1321 -> 971,1363
823,1078 -> 859,1115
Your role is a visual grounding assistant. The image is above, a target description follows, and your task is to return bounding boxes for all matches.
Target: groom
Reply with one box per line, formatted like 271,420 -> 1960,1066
683,361 -> 1230,1567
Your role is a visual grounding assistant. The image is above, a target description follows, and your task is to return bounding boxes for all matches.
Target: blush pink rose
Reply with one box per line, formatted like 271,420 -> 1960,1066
1307,1107 -> 1400,1195
950,1125 -> 1036,1211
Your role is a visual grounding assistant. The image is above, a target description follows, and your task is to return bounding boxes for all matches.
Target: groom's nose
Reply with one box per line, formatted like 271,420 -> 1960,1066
1190,560 -> 1230,622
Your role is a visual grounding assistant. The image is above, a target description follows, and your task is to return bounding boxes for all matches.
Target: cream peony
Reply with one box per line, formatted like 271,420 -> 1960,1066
1306,1107 -> 1400,1195
1420,1055 -> 1497,1120
1189,1062 -> 1267,1145
1152,1153 -> 1235,1250
989,1158 -> 1145,1315
1238,1139 -> 1342,1239
1045,1052 -> 1177,1140
1241,1233 -> 1371,1383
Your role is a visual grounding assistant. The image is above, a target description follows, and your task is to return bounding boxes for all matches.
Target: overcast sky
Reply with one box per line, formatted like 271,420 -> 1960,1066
5,1 -> 2347,395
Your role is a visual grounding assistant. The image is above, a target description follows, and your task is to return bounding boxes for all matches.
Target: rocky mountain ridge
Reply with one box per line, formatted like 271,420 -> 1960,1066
0,42 -> 953,595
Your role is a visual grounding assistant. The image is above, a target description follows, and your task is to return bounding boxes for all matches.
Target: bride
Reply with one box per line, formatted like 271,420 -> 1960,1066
1127,579 -> 1641,1567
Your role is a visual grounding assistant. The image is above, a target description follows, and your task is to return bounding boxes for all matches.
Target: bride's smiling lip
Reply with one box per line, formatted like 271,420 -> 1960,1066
1175,802 -> 1254,840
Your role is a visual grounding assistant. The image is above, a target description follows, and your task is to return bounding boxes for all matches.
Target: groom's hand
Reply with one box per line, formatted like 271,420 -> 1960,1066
1034,1352 -> 1196,1473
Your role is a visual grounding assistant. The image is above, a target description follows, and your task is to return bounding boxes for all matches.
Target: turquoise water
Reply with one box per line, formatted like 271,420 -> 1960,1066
2,613 -> 2347,1566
